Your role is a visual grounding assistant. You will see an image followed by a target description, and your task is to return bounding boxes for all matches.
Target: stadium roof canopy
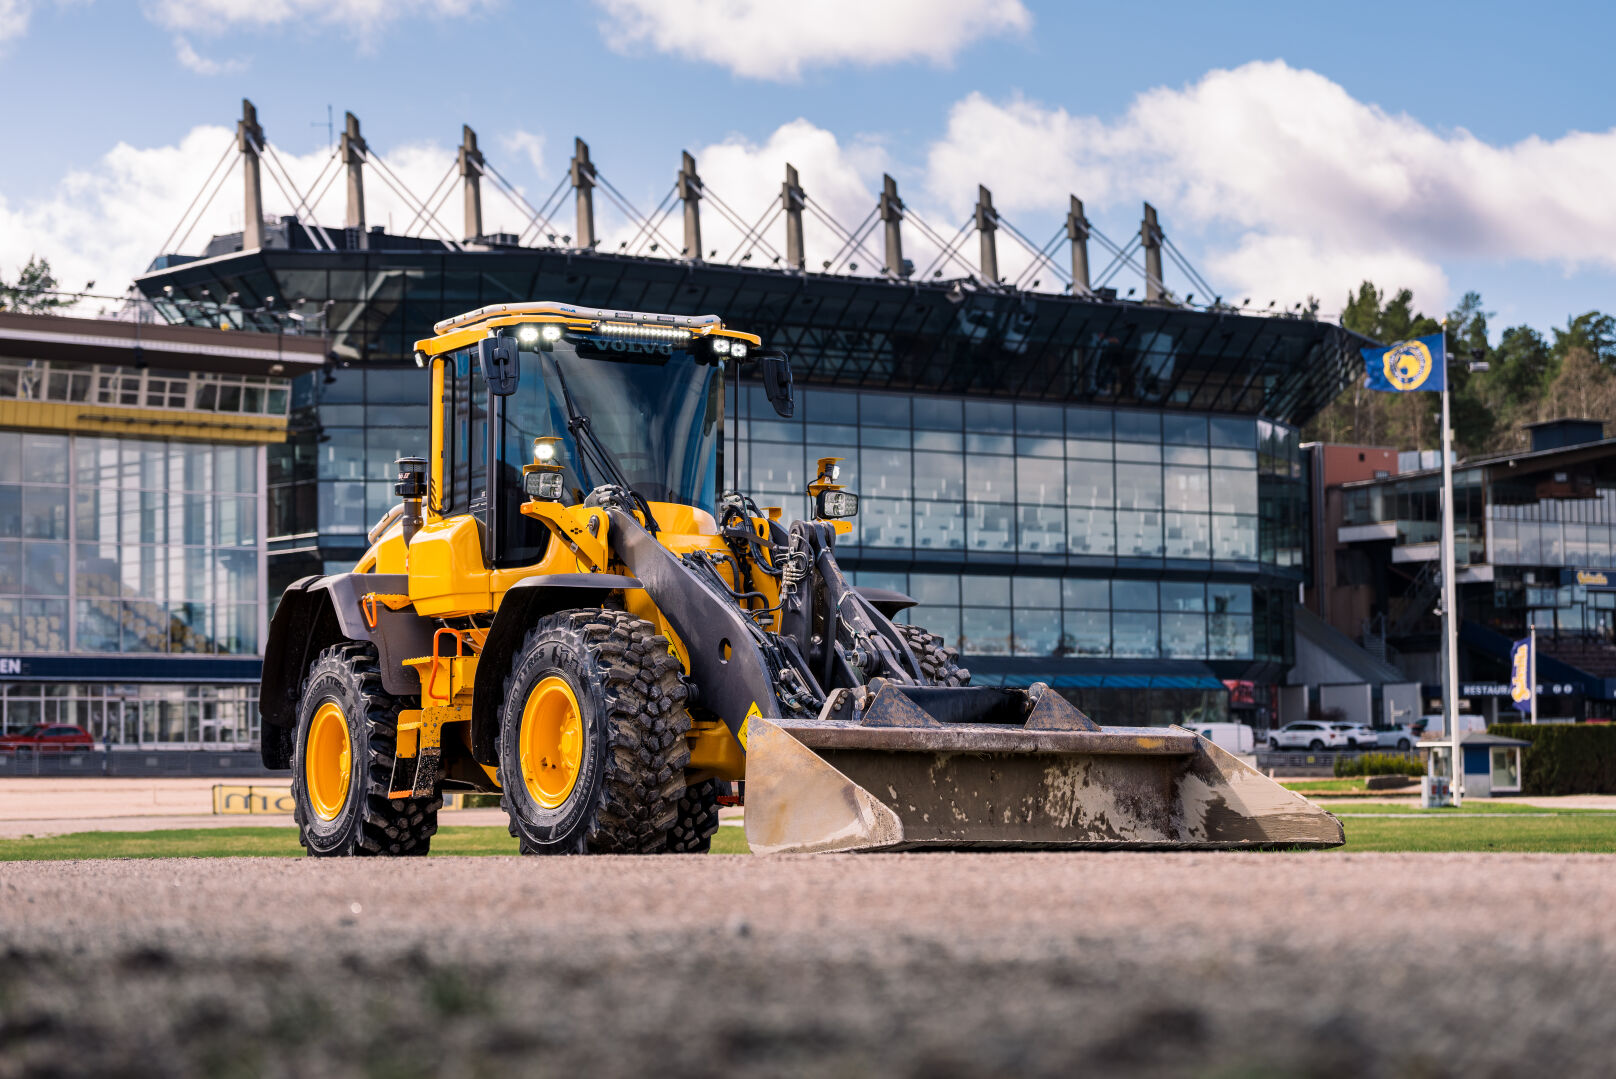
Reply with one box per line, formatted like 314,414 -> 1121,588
137,229 -> 1368,426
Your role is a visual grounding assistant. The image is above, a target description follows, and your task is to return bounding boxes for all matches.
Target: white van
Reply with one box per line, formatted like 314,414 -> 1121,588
1195,723 -> 1257,754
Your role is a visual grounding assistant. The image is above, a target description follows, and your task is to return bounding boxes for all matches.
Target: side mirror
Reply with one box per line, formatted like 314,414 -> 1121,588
481,336 -> 520,396
814,489 -> 859,519
757,348 -> 794,418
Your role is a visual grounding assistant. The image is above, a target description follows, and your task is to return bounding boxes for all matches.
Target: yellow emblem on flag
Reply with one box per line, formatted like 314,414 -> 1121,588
1509,644 -> 1531,705
1383,340 -> 1434,391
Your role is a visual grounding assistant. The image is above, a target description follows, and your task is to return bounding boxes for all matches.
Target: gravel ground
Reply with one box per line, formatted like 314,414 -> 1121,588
2,852 -> 1613,1078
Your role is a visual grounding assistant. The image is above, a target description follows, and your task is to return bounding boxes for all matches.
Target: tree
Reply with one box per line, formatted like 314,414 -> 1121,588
0,256 -> 80,314
1542,348 -> 1616,422
1552,311 -> 1616,367
1311,281 -> 1444,450
1307,281 -> 1616,457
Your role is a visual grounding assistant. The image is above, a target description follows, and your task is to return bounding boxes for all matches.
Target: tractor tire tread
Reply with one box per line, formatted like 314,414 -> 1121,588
291,642 -> 440,857
667,778 -> 723,854
895,623 -> 971,687
501,609 -> 691,855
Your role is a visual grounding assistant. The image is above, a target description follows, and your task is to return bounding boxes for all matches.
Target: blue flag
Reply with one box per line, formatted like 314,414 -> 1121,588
1509,637 -> 1533,713
1362,332 -> 1446,393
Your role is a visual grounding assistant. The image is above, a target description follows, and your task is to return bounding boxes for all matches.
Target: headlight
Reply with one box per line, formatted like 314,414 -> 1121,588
540,324 -> 563,342
525,470 -> 565,501
815,490 -> 859,519
710,338 -> 732,356
515,325 -> 540,345
731,342 -> 748,360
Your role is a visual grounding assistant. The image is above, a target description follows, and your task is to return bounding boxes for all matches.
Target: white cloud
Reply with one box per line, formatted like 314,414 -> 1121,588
923,61 -> 1616,312
143,0 -> 495,37
0,122 -> 550,306
0,0 -> 32,43
499,130 -> 546,179
173,35 -> 248,75
594,0 -> 1030,81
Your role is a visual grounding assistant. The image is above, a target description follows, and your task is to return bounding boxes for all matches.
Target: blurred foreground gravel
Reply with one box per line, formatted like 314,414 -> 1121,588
1,852 -> 1613,1078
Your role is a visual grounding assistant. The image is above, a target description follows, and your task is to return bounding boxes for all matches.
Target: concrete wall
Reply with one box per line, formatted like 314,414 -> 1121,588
1319,683 -> 1372,726
1278,685 -> 1308,726
1383,682 -> 1421,728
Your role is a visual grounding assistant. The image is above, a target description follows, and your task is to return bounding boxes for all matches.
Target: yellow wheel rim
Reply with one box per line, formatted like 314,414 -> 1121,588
306,701 -> 353,822
519,675 -> 584,809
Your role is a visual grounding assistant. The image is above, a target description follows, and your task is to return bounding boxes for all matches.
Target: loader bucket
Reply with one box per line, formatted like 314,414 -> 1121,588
743,684 -> 1343,854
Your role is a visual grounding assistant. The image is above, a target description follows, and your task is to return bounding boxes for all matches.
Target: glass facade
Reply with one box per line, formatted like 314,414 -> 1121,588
733,384 -> 1300,672
269,368 -> 430,554
0,681 -> 258,744
1488,488 -> 1616,568
736,385 -> 1307,571
0,356 -> 289,417
1341,468 -> 1487,564
264,370 -> 1306,677
0,431 -> 265,655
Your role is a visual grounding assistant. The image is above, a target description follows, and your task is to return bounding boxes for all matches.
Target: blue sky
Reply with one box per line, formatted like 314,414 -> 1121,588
3,0 -> 1615,338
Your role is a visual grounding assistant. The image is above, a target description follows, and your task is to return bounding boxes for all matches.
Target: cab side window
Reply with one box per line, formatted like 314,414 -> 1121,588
440,347 -> 488,516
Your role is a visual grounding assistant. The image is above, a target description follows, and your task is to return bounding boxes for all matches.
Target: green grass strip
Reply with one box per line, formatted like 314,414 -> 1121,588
0,823 -> 754,861
6,814 -> 1615,860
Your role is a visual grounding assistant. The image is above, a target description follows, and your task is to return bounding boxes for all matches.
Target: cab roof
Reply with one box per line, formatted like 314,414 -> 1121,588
417,301 -> 757,357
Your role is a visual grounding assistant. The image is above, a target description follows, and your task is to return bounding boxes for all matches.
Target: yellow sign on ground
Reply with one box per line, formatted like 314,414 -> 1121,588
212,785 -> 475,814
212,785 -> 296,815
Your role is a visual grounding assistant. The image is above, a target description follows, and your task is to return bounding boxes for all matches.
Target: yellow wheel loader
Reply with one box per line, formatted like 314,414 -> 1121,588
258,301 -> 1342,856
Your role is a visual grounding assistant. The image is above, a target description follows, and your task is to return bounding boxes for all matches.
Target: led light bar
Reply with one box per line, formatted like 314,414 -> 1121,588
592,322 -> 693,345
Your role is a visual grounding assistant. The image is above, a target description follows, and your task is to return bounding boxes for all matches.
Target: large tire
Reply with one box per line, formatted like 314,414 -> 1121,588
668,778 -> 723,854
291,643 -> 440,857
498,610 -> 691,854
895,623 -> 971,686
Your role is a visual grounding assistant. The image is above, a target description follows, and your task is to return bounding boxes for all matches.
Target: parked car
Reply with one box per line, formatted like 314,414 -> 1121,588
1374,725 -> 1418,751
0,724 -> 94,754
1329,722 -> 1379,749
1267,722 -> 1349,751
1195,723 -> 1257,754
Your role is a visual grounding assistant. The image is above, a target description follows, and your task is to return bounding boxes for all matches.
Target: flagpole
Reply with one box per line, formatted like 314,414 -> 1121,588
1530,622 -> 1538,725
1440,325 -> 1462,804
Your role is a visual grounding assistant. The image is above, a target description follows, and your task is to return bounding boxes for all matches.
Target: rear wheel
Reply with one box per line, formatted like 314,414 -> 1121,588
291,643 -> 440,857
498,610 -> 691,854
1397,738 -> 1411,750
1309,739 -> 1324,751
895,623 -> 970,686
668,778 -> 723,853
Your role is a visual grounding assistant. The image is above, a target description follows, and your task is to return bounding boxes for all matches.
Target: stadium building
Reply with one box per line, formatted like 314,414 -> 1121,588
0,309 -> 323,744
131,103 -> 1367,728
1316,420 -> 1616,724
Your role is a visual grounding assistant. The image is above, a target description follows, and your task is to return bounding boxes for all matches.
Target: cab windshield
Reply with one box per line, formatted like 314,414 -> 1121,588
496,336 -> 722,561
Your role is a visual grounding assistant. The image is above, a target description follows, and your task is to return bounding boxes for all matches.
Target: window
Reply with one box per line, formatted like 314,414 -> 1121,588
441,348 -> 488,516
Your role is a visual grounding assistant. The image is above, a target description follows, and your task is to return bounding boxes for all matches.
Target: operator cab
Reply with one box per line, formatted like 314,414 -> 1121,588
413,302 -> 792,569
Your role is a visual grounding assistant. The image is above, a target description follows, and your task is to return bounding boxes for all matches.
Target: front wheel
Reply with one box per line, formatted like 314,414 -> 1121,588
498,610 -> 692,854
1268,738 -> 1279,751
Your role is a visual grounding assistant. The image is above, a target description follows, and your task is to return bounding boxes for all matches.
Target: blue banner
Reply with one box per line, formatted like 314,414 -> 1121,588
1362,332 -> 1446,393
1509,637 -> 1533,712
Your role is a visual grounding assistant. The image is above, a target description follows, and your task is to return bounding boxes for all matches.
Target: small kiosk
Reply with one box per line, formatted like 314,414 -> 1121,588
1428,731 -> 1529,799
